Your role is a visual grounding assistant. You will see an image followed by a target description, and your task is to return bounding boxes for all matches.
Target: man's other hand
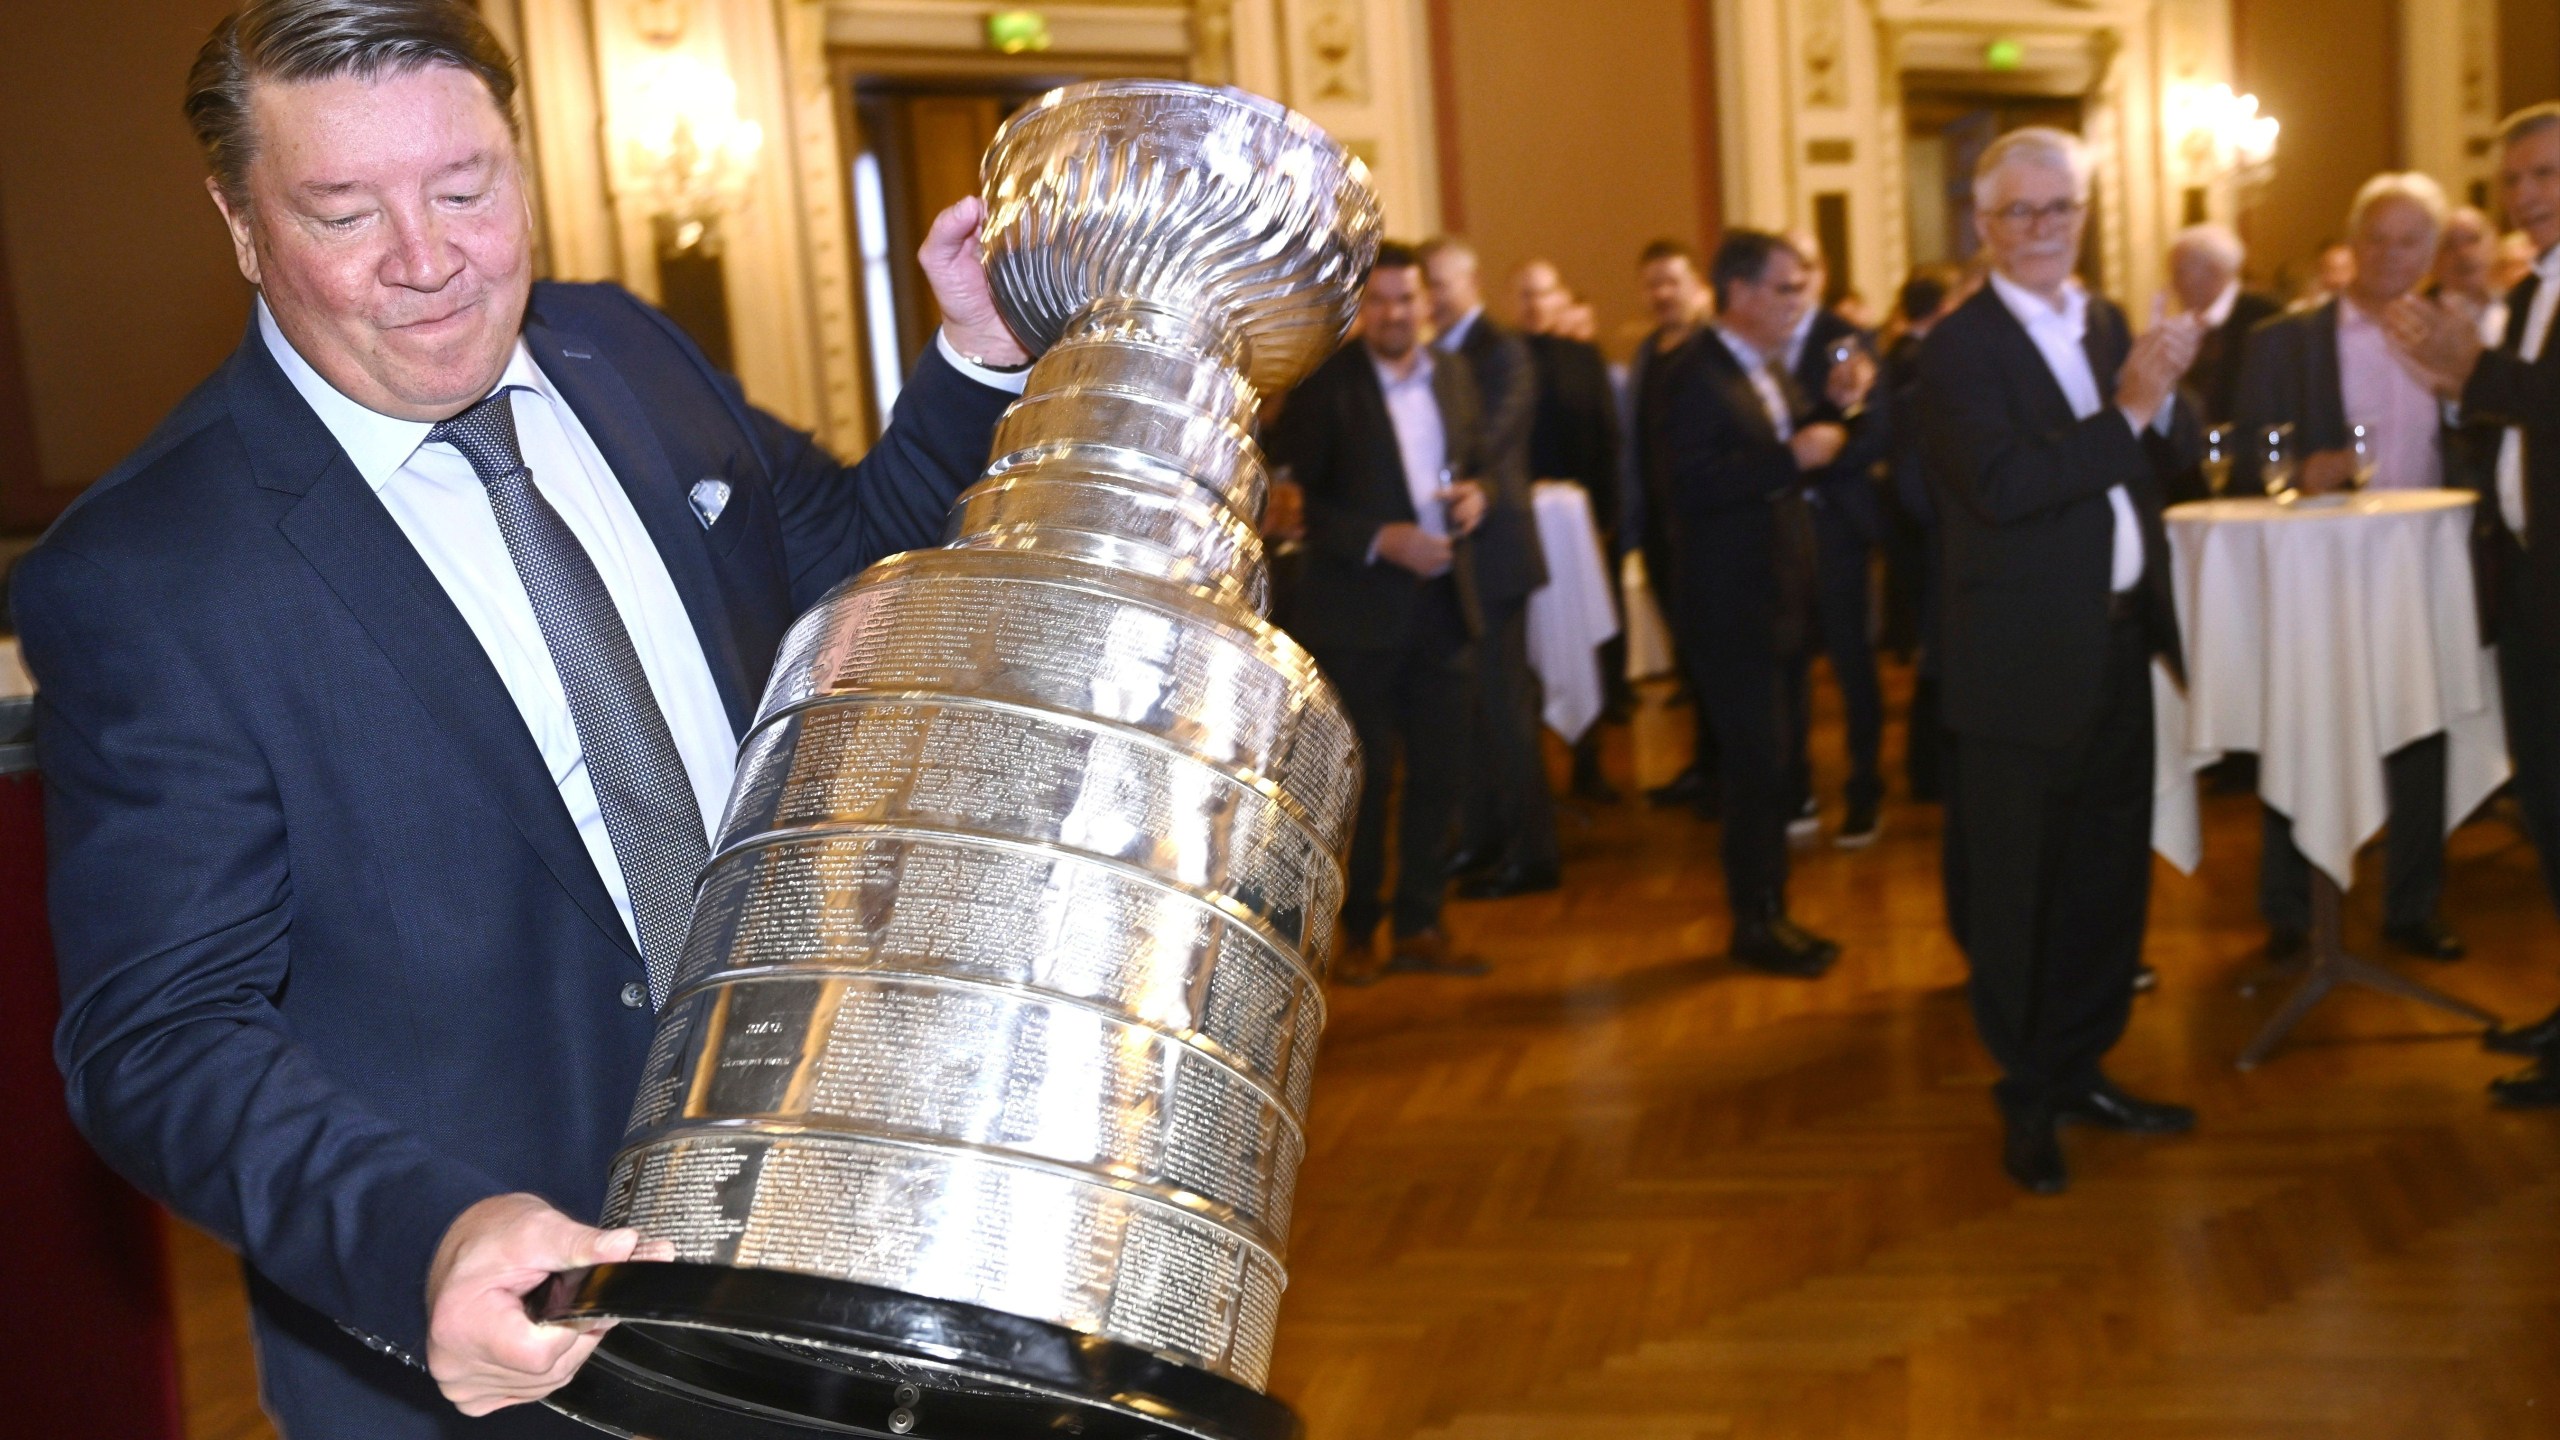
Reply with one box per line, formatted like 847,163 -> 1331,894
1790,422 -> 1848,471
425,1193 -> 675,1416
1375,522 -> 1456,577
1442,479 -> 1489,535
2384,294 -> 2486,397
919,196 -> 1030,369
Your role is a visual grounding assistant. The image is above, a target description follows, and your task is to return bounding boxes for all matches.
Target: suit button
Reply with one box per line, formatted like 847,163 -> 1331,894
619,982 -> 647,1009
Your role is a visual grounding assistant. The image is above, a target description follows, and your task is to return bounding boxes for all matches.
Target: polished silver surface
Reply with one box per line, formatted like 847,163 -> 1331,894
595,80 -> 1377,1392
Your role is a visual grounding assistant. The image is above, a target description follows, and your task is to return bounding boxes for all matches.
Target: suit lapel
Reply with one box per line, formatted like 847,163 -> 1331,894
233,338 -> 642,963
1971,290 -> 2082,428
1699,332 -> 1783,446
523,310 -> 755,737
2506,274 -> 2540,353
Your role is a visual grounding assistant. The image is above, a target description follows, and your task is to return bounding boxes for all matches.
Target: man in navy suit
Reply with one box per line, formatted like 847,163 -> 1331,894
17,3 -> 1026,1434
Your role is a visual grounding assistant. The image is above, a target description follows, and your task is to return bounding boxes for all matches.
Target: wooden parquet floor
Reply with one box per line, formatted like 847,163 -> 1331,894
167,664 -> 2560,1439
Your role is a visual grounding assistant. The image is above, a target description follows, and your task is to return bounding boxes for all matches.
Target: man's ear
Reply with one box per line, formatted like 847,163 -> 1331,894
206,176 -> 262,288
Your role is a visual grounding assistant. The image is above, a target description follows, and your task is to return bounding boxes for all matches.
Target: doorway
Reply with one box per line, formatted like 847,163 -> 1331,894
832,53 -> 1184,435
1900,90 -> 2090,276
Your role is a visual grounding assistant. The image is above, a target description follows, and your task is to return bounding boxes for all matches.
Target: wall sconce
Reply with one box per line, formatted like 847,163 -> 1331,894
612,52 -> 765,255
2167,81 -> 2280,190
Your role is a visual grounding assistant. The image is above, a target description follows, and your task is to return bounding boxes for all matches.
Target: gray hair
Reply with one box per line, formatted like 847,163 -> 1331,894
2500,101 -> 2560,149
2169,223 -> 2245,274
1972,127 -> 2093,211
2346,171 -> 2449,238
187,0 -> 519,205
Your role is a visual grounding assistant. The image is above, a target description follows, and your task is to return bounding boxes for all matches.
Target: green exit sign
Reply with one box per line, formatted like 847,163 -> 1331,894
987,9 -> 1052,55
1984,36 -> 2025,72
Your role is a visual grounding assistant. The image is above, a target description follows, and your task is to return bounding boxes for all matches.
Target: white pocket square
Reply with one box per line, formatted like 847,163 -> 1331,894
689,478 -> 732,529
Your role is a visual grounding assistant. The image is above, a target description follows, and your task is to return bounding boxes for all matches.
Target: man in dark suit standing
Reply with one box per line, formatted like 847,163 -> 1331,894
1657,230 -> 1869,976
16,4 -> 1029,1435
1263,242 -> 1492,982
1515,257 -> 1625,802
2234,172 -> 2469,966
1918,127 -> 2203,1194
1422,237 -> 1559,898
1778,235 -> 1892,849
2167,224 -> 2285,434
2389,102 -> 2560,1105
1626,239 -> 1723,815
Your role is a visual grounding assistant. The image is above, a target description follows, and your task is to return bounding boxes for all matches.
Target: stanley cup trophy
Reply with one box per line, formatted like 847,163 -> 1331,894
532,81 -> 1382,1440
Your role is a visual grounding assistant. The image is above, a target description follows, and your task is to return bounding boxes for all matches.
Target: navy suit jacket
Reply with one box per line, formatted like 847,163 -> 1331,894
17,281 -> 1012,1437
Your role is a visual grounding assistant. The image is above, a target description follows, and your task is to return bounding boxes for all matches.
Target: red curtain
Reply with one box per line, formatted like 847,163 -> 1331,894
0,770 -> 183,1437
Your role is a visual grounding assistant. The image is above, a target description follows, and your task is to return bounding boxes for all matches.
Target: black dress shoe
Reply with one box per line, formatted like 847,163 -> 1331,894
1443,845 -> 1498,880
1647,766 -> 1709,808
2484,1004 -> 2560,1057
2266,926 -> 2308,960
1570,774 -> 1623,805
2055,1078 -> 2195,1134
1729,914 -> 1839,978
1454,862 -> 1562,900
2001,1110 -> 2068,1195
2490,1059 -> 2560,1108
1833,795 -> 1882,849
2381,919 -> 2466,962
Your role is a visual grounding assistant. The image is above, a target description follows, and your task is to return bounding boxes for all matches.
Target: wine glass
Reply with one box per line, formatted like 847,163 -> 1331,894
2201,425 -> 2235,499
2260,423 -> 2298,501
2346,423 -> 2377,494
1828,338 -> 1867,419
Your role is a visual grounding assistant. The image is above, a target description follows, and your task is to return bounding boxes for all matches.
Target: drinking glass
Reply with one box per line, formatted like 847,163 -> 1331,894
2347,423 -> 2377,493
2201,425 -> 2235,498
1829,338 -> 1866,419
2260,423 -> 2298,500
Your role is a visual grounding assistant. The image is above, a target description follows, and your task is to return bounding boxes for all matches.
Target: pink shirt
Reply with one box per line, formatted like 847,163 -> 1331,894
2335,299 -> 2442,491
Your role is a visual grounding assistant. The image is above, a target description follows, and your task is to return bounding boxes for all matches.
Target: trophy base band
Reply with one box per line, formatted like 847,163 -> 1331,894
532,1263 -> 1302,1440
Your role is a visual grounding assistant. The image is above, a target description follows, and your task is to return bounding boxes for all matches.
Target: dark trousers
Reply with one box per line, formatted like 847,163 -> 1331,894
1458,592 -> 1561,870
1681,598 -> 1792,926
1644,526 -> 1718,772
1786,499 -> 1885,809
2495,538 -> 2560,917
1321,581 -> 1476,942
1945,615 -> 2154,1114
2257,733 -> 2447,932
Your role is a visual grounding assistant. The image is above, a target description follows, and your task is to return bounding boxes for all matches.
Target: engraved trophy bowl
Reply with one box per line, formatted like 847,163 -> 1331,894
533,80 -> 1379,1440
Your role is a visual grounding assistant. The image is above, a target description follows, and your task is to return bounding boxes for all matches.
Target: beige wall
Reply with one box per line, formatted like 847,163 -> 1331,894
1429,0 -> 1711,355
0,0 -> 249,515
2506,0 -> 2560,116
2233,0 -> 2403,292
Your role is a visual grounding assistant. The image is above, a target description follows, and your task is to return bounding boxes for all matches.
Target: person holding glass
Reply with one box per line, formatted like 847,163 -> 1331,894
2230,171 -> 2470,963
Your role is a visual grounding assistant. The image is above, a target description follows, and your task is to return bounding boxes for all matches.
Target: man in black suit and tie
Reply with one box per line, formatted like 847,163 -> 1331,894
1626,239 -> 1723,815
2388,102 -> 2560,1105
2167,224 -> 2285,435
1657,230 -> 1869,976
1263,242 -> 1492,982
15,3 -> 1028,1433
2234,172 -> 2469,967
1422,237 -> 1560,899
1778,234 -> 1892,849
1917,127 -> 2203,1193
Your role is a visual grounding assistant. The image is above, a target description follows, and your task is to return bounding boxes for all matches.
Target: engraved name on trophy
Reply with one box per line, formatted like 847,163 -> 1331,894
533,80 -> 1382,1440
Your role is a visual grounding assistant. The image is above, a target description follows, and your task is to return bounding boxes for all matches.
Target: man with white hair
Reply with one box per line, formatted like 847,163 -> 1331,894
2436,205 -> 2513,345
2166,223 -> 2282,428
1917,127 -> 2203,1194
2235,171 -> 2468,966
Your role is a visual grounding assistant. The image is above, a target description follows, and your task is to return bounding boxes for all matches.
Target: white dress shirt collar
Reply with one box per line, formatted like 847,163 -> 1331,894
259,298 -> 438,488
258,297 -> 567,492
1436,307 -> 1482,355
1989,269 -> 2090,342
2201,280 -> 2241,328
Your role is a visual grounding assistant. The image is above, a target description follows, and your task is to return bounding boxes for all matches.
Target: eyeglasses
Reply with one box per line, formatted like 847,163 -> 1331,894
1986,199 -> 2086,227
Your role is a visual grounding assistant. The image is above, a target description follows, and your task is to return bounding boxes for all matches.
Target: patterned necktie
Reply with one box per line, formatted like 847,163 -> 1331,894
427,389 -> 708,1007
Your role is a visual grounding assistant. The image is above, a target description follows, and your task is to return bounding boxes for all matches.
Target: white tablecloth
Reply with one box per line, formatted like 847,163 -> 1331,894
1524,481 -> 1621,742
2151,490 -> 2508,886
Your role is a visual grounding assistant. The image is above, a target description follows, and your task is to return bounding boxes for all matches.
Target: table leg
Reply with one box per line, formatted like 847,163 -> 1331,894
2235,868 -> 2501,1069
